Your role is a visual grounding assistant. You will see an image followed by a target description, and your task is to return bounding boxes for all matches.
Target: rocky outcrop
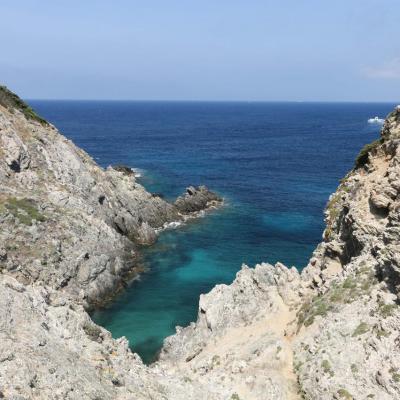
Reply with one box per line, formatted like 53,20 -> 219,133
174,185 -> 222,213
0,273 -> 224,400
158,107 -> 400,399
1,85 -> 400,399
0,86 -> 222,309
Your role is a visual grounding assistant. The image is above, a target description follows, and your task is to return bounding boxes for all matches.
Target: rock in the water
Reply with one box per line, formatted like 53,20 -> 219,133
174,185 -> 222,213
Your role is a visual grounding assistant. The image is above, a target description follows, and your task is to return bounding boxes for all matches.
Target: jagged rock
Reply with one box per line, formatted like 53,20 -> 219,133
0,274 -> 222,400
1,87 -> 400,399
157,106 -> 400,399
174,185 -> 222,213
0,88 -> 222,308
136,221 -> 157,245
111,164 -> 135,175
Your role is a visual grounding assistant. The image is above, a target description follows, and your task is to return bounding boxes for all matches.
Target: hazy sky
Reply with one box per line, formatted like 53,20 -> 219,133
1,0 -> 399,101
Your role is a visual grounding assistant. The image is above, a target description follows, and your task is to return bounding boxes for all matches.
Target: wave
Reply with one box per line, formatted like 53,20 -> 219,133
132,168 -> 144,178
155,220 -> 183,234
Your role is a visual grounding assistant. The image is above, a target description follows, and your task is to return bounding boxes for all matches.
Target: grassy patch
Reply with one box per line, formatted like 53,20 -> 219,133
297,271 -> 377,329
337,388 -> 353,399
297,296 -> 333,328
0,85 -> 47,125
390,368 -> 400,383
378,303 -> 397,318
322,360 -> 334,377
4,197 -> 45,226
350,364 -> 358,374
375,328 -> 390,339
352,322 -> 369,337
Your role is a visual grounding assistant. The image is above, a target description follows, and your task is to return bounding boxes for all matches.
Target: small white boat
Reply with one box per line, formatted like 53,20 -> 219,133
368,116 -> 384,124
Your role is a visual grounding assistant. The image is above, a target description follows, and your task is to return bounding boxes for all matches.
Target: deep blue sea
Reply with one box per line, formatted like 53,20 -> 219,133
30,100 -> 393,363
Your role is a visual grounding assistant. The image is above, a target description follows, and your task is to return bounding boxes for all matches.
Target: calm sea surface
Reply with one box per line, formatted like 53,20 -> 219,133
31,100 -> 393,363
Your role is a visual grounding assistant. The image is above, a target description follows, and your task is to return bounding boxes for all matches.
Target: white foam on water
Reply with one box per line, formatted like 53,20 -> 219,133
132,168 -> 144,178
155,221 -> 184,234
368,116 -> 384,125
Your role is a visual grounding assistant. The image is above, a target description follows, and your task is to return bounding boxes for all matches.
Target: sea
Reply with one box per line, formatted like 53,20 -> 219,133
30,100 -> 394,363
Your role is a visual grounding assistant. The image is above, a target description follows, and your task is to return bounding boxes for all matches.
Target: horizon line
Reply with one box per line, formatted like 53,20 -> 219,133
26,98 -> 398,104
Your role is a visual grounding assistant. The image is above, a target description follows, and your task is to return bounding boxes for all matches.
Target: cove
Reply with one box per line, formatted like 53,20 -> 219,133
30,100 -> 394,363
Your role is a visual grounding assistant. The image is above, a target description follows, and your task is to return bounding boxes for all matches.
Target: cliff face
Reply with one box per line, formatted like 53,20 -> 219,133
0,86 -> 221,309
159,107 -> 400,399
0,87 -> 399,400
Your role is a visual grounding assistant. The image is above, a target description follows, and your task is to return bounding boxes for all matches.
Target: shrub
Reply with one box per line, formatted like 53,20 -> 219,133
0,85 -> 47,125
352,322 -> 369,337
5,197 -> 46,226
355,139 -> 382,169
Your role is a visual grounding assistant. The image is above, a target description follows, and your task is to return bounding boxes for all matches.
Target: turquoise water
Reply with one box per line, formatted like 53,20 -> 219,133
31,101 -> 394,363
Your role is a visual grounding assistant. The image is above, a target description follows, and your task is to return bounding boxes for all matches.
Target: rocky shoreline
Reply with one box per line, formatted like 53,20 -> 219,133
0,84 -> 222,309
0,86 -> 400,399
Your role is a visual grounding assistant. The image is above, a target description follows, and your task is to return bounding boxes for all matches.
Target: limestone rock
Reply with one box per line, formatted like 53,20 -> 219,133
1,87 -> 400,399
0,88 -> 222,308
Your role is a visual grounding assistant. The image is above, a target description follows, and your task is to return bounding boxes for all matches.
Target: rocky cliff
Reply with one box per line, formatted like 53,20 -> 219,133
0,87 -> 399,399
159,106 -> 400,399
0,85 -> 221,309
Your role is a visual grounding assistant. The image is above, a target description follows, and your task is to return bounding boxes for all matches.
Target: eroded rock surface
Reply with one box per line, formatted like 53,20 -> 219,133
1,86 -> 400,399
0,86 -> 222,308
158,107 -> 400,399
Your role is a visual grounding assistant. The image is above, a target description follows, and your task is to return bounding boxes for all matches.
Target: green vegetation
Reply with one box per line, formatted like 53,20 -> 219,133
211,355 -> 221,366
337,388 -> 353,399
375,328 -> 390,339
82,322 -> 102,341
326,192 -> 342,222
324,182 -> 351,239
3,197 -> 46,226
352,322 -> 369,337
297,269 -> 377,329
293,360 -> 303,372
0,85 -> 47,125
321,360 -> 334,377
298,296 -> 333,327
355,139 -> 382,169
390,368 -> 400,383
378,303 -> 397,318
350,364 -> 358,374
230,394 -> 240,400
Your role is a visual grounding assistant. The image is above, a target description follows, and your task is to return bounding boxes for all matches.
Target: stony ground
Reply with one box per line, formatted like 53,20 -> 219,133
0,86 -> 399,399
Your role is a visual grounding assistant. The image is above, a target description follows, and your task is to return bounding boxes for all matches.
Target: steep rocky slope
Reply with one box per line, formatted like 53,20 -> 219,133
0,86 -> 221,308
159,107 -> 400,399
1,87 -> 399,399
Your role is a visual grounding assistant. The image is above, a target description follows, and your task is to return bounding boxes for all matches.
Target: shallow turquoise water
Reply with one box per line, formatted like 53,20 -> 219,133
31,100 -> 394,363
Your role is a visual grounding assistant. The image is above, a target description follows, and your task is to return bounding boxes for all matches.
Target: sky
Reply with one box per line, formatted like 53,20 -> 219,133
1,0 -> 399,101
